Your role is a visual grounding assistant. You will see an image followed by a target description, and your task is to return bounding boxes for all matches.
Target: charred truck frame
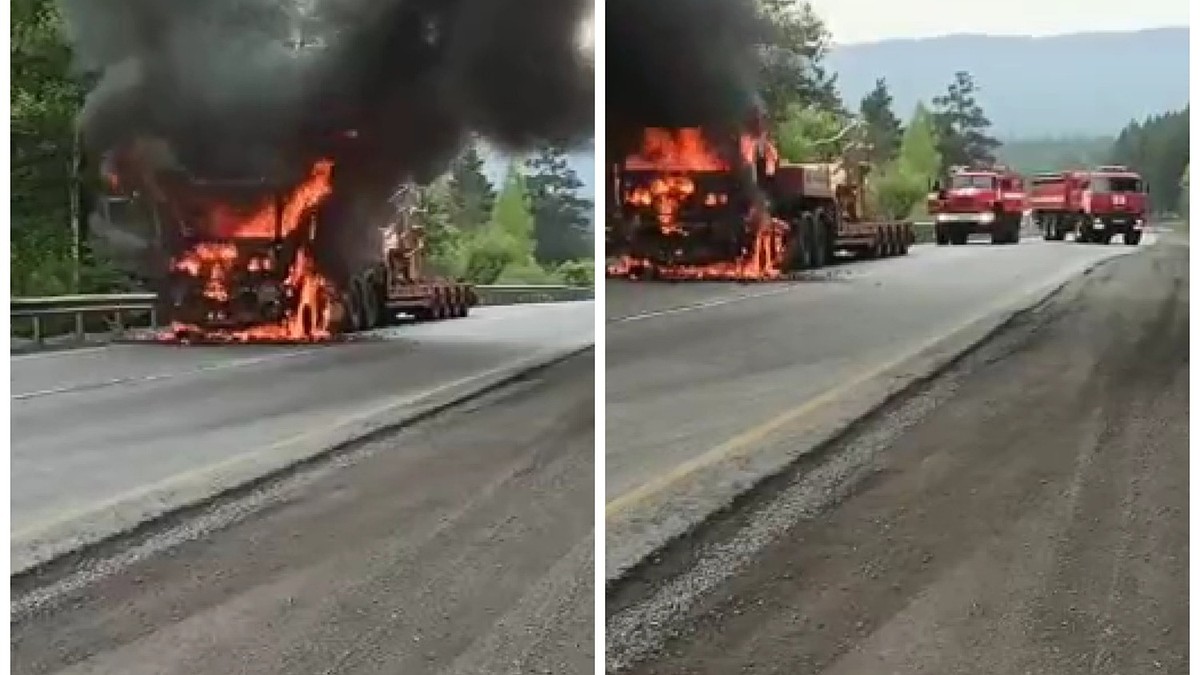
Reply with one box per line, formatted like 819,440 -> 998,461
98,145 -> 475,342
606,112 -> 914,281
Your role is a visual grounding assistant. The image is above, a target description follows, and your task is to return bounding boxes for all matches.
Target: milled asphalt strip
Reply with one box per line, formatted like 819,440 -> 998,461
11,342 -> 595,576
604,248 -> 1131,583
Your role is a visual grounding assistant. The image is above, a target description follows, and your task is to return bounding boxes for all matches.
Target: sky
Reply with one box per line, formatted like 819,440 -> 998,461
805,0 -> 1190,44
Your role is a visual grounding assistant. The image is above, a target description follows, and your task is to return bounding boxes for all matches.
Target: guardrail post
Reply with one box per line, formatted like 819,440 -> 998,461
75,312 -> 86,343
149,306 -> 159,328
113,310 -> 125,335
31,316 -> 43,347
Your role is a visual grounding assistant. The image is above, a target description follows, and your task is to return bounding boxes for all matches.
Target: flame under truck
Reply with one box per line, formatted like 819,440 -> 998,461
1028,166 -> 1147,245
928,165 -> 1027,245
607,115 -> 914,278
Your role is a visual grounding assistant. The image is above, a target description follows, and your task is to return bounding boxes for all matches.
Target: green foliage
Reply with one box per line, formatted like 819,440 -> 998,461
896,104 -> 942,181
492,163 -> 537,260
864,104 -> 943,221
931,71 -> 1000,173
12,0 -> 89,295
755,0 -> 842,125
430,151 -> 594,287
869,166 -> 926,220
1181,164 -> 1189,219
859,78 -> 902,166
524,145 -> 594,266
556,259 -> 595,286
447,142 -> 496,233
774,104 -> 847,162
1109,107 -> 1189,214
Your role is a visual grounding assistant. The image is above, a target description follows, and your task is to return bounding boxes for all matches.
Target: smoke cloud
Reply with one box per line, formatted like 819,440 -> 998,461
606,0 -> 764,159
63,0 -> 593,277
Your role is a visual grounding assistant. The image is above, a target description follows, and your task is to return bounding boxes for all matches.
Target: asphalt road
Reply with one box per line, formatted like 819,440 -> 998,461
12,302 -> 593,554
12,350 -> 595,675
605,235 -> 1155,574
607,237 -> 1187,673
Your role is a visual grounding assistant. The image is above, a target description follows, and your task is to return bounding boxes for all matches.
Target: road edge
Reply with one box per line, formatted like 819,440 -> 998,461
605,252 -> 1122,584
12,342 -> 595,577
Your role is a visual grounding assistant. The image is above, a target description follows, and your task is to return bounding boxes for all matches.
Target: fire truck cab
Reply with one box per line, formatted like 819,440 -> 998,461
930,164 -> 1027,245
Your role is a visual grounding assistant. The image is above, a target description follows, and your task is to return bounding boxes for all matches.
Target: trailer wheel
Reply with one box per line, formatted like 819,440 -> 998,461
899,226 -> 911,254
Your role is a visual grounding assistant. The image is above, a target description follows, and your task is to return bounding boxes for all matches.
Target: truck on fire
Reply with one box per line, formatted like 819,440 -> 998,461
96,142 -> 475,342
606,110 -> 914,281
928,164 -> 1027,246
1028,165 -> 1148,245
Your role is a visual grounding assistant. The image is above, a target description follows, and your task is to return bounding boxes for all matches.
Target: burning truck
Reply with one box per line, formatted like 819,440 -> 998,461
98,141 -> 474,343
606,109 -> 914,281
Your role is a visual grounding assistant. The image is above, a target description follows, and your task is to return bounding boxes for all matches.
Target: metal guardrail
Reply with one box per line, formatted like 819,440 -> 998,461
10,284 -> 594,349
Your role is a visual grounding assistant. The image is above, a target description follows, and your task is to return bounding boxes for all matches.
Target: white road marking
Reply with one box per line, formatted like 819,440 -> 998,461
12,348 -> 325,401
609,287 -> 801,325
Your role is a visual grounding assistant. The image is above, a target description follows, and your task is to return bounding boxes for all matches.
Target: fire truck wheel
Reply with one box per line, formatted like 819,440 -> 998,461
935,225 -> 949,246
1125,231 -> 1142,246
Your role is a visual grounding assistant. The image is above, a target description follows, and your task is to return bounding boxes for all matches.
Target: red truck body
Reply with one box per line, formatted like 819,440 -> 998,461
1029,165 -> 1147,245
928,165 -> 1028,245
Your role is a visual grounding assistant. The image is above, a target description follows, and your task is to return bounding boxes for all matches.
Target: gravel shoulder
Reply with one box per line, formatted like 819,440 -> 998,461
12,352 -> 596,675
607,238 -> 1188,675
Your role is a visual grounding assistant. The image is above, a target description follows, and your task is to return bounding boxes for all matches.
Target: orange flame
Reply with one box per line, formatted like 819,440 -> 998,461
163,159 -> 342,343
610,128 -> 787,281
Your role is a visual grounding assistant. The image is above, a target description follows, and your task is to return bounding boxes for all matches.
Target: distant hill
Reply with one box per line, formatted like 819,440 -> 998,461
827,27 -> 1190,137
995,136 -> 1115,174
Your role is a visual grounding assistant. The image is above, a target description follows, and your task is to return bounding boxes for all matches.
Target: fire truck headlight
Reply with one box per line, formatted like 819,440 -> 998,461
980,212 -> 996,223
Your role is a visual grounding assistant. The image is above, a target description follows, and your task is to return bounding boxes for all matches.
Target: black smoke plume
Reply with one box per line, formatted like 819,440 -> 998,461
62,0 -> 593,278
606,0 -> 764,161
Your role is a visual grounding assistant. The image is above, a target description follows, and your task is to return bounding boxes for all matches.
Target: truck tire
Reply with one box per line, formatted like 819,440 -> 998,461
810,215 -> 830,268
358,278 -> 380,330
344,285 -> 364,333
951,229 -> 969,245
935,224 -> 949,246
1125,230 -> 1142,246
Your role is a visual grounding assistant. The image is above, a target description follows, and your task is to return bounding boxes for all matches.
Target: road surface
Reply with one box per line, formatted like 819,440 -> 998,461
12,350 -> 595,675
12,301 -> 593,567
607,236 -> 1187,673
605,235 -> 1154,575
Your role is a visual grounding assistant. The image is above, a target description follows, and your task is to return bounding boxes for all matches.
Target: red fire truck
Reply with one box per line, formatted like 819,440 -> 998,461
929,164 -> 1028,246
1028,165 -> 1148,245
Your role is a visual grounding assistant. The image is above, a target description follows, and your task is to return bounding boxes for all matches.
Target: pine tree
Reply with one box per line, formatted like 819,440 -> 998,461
446,142 -> 496,233
755,0 -> 842,125
859,78 -> 903,166
524,145 -> 594,265
930,71 -> 1000,172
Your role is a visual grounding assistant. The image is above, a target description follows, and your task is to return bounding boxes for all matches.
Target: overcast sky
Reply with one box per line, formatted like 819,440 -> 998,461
806,0 -> 1190,44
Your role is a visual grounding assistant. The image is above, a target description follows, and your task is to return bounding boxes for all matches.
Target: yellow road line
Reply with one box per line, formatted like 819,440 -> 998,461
605,265 -> 1091,518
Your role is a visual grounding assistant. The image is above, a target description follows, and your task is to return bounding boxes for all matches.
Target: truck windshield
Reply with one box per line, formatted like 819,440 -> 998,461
1090,176 -> 1143,193
950,175 -> 996,190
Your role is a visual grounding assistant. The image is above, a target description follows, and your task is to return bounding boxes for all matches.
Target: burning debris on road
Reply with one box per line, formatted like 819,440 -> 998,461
63,0 -> 593,342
